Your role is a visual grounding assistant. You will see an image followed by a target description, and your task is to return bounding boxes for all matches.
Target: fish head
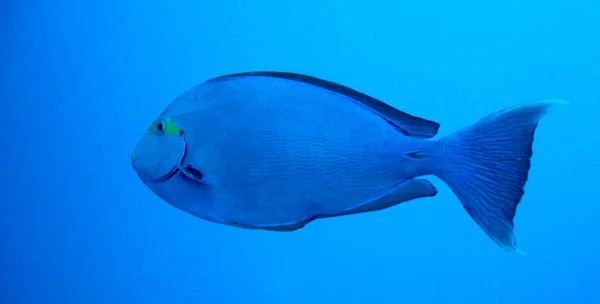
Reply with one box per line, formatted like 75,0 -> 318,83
130,93 -> 223,223
131,116 -> 186,185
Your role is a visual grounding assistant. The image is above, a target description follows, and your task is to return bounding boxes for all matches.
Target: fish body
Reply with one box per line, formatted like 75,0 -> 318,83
131,71 -> 563,252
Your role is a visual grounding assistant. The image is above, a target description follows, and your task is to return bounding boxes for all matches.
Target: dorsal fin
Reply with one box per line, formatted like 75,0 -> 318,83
210,71 -> 440,138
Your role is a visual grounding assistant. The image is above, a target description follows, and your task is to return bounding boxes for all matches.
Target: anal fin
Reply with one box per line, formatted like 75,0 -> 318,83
337,178 -> 438,216
224,179 -> 437,232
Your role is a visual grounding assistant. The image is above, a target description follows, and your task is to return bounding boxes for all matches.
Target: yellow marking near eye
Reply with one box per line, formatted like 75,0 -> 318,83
164,120 -> 182,135
146,119 -> 182,135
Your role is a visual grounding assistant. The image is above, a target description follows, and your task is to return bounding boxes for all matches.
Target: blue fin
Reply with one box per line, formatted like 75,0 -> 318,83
209,71 -> 441,138
225,178 -> 437,232
436,99 -> 566,252
226,217 -> 312,232
336,178 -> 438,216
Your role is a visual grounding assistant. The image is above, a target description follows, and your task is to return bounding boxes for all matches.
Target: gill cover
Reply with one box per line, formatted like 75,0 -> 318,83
132,118 -> 186,183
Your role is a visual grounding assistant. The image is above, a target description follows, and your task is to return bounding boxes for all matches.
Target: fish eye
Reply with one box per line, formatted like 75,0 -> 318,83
155,119 -> 167,134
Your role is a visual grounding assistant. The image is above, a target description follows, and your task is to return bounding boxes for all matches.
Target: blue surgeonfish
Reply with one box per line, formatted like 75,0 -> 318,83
131,71 -> 564,252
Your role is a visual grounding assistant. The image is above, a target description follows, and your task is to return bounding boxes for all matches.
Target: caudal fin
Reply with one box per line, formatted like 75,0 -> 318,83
436,99 -> 566,252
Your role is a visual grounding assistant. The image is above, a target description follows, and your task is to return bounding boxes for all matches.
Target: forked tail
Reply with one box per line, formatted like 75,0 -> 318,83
435,99 -> 566,252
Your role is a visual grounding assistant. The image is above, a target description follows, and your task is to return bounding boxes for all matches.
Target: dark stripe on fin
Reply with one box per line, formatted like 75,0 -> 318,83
209,71 -> 441,138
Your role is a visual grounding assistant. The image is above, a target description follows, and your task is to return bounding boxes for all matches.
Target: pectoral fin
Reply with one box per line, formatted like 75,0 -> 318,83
179,164 -> 209,184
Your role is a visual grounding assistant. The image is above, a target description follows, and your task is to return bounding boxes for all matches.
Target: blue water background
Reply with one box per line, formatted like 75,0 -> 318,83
1,0 -> 599,303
